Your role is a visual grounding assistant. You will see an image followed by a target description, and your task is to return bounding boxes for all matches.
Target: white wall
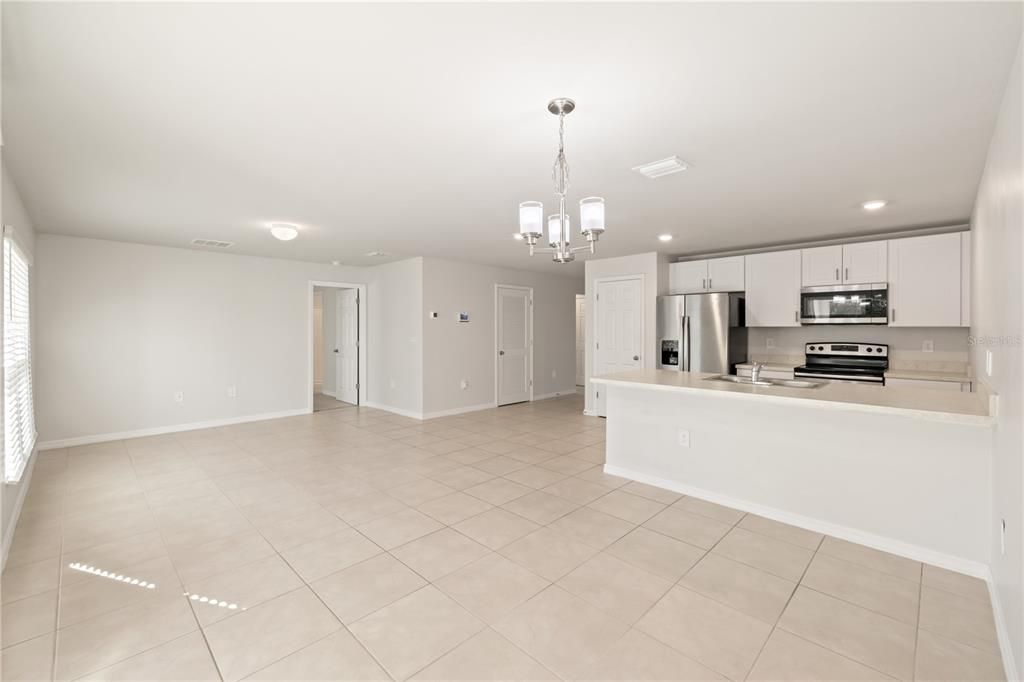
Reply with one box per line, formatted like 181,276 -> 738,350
421,257 -> 581,416
2,157 -> 38,559
583,252 -> 665,414
971,37 -> 1024,679
365,257 -> 424,417
34,235 -> 401,444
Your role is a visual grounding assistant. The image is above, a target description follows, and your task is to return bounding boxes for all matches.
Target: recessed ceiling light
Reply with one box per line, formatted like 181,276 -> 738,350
658,234 -> 673,242
633,156 -> 688,179
861,200 -> 888,211
512,233 -> 524,241
331,260 -> 341,266
269,223 -> 299,241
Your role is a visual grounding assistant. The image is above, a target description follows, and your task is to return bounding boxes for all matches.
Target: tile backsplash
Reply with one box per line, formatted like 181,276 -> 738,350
747,327 -> 970,373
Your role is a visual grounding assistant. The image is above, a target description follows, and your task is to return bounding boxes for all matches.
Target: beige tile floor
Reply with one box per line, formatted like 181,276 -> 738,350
313,393 -> 353,413
1,395 -> 1006,681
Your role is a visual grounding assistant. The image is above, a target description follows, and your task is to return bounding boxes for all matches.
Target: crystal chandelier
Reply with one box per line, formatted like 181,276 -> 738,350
518,98 -> 605,263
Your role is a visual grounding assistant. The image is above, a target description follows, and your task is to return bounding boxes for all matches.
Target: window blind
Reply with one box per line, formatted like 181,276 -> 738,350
4,235 -> 35,483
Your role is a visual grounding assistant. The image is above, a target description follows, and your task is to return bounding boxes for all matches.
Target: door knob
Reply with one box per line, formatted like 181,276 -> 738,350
499,350 -> 505,355
633,355 -> 639,361
333,349 -> 339,353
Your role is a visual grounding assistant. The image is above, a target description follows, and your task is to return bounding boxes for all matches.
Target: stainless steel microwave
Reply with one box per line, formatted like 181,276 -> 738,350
800,283 -> 888,325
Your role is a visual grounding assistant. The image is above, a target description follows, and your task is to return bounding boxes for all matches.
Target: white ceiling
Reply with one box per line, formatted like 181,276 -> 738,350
3,3 -> 1021,274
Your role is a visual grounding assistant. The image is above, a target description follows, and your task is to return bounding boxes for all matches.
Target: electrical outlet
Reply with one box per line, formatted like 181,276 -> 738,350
922,340 -> 934,353
1001,519 -> 1006,555
460,379 -> 469,390
226,386 -> 237,398
766,338 -> 775,349
551,369 -> 557,379
986,349 -> 994,377
677,429 -> 690,448
389,378 -> 396,389
173,391 -> 184,403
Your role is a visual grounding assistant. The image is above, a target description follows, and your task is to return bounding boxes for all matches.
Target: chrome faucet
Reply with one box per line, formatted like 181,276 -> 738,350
751,361 -> 765,383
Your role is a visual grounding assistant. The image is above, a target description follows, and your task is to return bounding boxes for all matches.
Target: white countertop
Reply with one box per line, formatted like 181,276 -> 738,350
592,369 -> 994,426
884,368 -> 973,383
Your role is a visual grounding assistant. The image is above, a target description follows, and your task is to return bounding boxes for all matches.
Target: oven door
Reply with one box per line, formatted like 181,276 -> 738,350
794,367 -> 885,384
800,283 -> 888,325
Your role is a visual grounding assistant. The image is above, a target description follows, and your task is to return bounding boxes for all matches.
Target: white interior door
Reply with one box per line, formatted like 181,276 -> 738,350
594,277 -> 643,416
336,289 -> 359,404
575,297 -> 586,386
497,286 -> 532,406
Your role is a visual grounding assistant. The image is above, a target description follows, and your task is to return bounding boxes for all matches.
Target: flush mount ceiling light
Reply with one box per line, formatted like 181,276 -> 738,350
658,234 -> 674,242
633,156 -> 688,179
365,250 -> 390,258
861,199 -> 888,211
518,98 -> 606,264
269,223 -> 299,241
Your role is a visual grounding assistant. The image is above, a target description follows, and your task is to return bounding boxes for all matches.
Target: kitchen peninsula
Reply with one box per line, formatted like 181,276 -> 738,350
592,369 -> 995,574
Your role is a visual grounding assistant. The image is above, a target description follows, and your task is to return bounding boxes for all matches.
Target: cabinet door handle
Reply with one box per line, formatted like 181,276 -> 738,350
795,310 -> 799,322
845,267 -> 849,281
891,309 -> 896,323
835,267 -> 839,281
708,278 -> 713,290
702,278 -> 706,290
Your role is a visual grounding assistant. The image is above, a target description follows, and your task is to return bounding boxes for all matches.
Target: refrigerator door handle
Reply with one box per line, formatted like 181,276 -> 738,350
681,316 -> 690,372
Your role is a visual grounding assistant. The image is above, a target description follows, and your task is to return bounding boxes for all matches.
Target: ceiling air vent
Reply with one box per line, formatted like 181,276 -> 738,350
192,239 -> 234,249
632,156 -> 688,179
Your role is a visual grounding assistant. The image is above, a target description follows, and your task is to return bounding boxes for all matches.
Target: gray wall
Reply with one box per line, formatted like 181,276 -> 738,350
970,37 -> 1023,679
421,257 -> 581,416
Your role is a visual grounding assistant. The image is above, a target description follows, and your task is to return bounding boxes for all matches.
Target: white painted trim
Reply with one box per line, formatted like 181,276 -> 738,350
1,451 -> 37,570
533,391 -> 573,401
308,281 -> 368,413
36,408 -> 310,450
604,464 -> 989,578
985,568 -> 1019,682
422,401 -> 497,420
494,284 -> 534,407
362,401 -> 424,420
320,389 -> 337,398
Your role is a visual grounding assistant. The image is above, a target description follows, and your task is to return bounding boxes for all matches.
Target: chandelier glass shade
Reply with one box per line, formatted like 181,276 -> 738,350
518,98 -> 605,263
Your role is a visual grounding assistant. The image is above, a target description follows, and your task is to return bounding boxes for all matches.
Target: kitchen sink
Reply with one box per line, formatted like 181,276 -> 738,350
705,375 -> 826,389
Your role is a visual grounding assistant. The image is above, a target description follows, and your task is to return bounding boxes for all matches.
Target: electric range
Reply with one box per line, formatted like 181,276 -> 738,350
794,342 -> 888,385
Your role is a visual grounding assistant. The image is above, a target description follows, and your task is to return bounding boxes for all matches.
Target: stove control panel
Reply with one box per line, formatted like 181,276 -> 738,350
805,343 -> 888,357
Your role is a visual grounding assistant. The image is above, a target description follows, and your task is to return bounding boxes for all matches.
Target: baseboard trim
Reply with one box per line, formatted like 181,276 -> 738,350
533,391 -> 574,401
603,464 -> 990,579
422,402 -> 497,420
985,567 -> 1019,682
2,451 -> 37,570
362,402 -> 424,420
320,389 -> 337,398
36,408 -> 311,450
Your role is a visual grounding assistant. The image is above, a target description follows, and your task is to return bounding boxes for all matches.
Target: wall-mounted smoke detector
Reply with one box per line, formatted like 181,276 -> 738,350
365,250 -> 390,258
191,239 -> 233,249
632,156 -> 688,179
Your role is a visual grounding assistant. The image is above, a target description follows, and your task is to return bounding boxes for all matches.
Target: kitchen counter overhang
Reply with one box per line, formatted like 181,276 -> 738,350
593,369 -> 995,573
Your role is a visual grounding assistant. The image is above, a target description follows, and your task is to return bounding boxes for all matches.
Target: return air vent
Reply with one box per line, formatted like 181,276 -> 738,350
192,239 -> 234,249
632,156 -> 689,179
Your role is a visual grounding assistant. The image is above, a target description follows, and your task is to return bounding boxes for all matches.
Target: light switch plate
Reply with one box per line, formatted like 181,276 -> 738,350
677,430 -> 690,448
766,338 -> 775,349
922,340 -> 934,353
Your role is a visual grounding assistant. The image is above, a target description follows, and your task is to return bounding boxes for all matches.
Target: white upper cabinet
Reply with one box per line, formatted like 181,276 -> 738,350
707,256 -> 745,292
801,245 -> 843,286
888,233 -> 962,327
669,256 -> 745,294
669,261 -> 709,294
802,241 -> 887,286
842,240 -> 888,284
745,250 -> 801,327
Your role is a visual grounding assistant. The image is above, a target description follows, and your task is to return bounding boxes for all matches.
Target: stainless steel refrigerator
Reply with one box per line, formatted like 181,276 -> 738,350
657,293 -> 747,374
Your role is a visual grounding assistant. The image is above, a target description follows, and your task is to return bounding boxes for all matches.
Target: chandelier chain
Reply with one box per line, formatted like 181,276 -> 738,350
552,113 -> 569,198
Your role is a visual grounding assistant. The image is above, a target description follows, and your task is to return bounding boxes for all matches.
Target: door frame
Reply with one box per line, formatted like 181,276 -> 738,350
308,281 -> 368,412
590,274 -> 645,416
575,294 -> 586,387
494,284 -> 534,407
